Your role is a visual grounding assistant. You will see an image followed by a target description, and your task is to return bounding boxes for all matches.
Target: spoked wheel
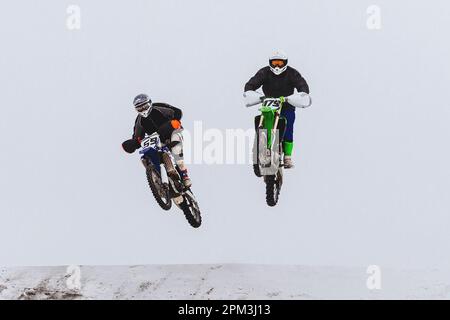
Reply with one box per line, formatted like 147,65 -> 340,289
180,189 -> 202,228
146,167 -> 172,211
253,164 -> 262,177
265,174 -> 281,207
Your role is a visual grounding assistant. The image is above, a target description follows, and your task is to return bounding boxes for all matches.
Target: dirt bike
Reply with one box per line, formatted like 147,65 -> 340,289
245,91 -> 312,207
139,132 -> 202,228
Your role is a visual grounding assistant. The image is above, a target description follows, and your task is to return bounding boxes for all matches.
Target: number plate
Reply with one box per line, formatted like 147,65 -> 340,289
262,99 -> 281,108
141,134 -> 160,149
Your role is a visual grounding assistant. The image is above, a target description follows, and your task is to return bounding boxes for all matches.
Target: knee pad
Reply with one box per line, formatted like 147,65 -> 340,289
170,131 -> 184,158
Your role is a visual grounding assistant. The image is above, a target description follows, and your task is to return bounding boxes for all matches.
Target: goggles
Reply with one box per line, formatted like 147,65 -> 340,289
270,59 -> 287,68
135,102 -> 152,113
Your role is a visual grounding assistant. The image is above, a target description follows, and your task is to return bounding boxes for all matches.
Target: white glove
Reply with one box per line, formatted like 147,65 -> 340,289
243,91 -> 264,107
287,92 -> 312,108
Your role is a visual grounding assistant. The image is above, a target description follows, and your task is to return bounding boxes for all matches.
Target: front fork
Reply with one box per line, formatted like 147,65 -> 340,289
142,152 -> 184,205
161,151 -> 185,205
257,111 -> 284,167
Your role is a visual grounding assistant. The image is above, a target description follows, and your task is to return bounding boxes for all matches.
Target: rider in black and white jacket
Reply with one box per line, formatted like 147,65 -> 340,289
122,94 -> 191,187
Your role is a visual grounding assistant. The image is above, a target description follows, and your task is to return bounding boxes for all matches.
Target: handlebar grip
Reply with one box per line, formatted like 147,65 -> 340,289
246,101 -> 262,108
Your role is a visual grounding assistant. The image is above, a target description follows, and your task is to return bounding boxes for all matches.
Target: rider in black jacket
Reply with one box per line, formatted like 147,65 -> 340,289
244,50 -> 310,168
122,94 -> 191,187
244,66 -> 309,111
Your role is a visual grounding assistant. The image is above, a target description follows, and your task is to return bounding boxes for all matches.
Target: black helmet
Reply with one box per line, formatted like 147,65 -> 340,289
133,94 -> 152,117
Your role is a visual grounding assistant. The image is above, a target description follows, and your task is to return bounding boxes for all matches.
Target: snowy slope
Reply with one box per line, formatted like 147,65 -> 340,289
1,264 -> 450,300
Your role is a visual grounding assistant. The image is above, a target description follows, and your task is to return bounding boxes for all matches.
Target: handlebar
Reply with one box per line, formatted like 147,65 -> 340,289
246,97 -> 284,109
244,91 -> 312,109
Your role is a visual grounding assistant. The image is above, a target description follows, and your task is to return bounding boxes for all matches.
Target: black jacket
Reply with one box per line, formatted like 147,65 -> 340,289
244,66 -> 310,111
132,102 -> 182,141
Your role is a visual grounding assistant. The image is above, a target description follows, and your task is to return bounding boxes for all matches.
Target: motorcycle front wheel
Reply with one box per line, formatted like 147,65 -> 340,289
146,167 -> 172,211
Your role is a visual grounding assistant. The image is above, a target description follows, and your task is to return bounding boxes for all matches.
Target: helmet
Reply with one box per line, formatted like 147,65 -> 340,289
133,94 -> 152,118
269,50 -> 288,75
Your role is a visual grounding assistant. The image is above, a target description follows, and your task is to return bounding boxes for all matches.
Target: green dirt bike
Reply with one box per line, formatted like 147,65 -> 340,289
244,91 -> 312,207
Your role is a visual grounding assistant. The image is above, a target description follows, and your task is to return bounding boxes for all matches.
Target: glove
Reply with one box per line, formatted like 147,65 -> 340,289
244,91 -> 265,107
286,92 -> 312,108
122,139 -> 141,154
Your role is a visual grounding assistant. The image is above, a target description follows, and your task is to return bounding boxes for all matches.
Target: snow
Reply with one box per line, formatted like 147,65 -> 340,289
1,264 -> 450,300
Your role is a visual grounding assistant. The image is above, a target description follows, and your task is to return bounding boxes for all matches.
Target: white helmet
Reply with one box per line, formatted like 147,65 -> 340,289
269,50 -> 288,75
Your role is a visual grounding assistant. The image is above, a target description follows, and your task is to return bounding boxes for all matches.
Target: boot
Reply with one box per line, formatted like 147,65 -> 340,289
179,169 -> 192,188
284,156 -> 295,169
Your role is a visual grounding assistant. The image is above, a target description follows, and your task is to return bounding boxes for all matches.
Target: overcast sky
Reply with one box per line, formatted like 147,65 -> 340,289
1,0 -> 450,269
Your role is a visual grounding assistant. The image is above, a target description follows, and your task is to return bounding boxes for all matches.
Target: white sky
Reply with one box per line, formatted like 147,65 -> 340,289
1,0 -> 450,269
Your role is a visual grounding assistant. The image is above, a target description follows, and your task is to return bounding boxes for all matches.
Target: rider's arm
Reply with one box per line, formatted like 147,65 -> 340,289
244,67 -> 267,92
153,103 -> 183,121
169,106 -> 183,121
132,115 -> 146,141
291,69 -> 310,94
149,104 -> 183,142
122,116 -> 145,154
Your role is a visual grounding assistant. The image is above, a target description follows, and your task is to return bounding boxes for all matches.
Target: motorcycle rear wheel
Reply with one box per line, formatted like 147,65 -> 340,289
180,190 -> 202,228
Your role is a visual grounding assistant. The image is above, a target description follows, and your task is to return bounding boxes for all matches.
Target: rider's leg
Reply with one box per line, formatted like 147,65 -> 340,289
280,109 -> 296,168
170,130 -> 192,187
